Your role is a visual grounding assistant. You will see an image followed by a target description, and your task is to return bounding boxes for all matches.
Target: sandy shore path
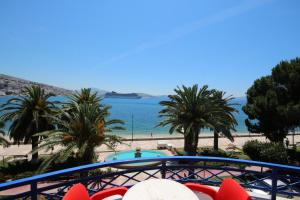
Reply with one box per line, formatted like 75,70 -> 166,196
1,133 -> 299,162
104,134 -> 300,152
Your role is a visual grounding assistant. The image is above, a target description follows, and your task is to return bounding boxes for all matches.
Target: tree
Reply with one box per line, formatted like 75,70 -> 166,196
66,88 -> 101,107
0,86 -> 57,162
59,88 -> 104,127
210,91 -> 238,151
158,85 -> 219,156
243,58 -> 300,143
34,92 -> 125,172
0,121 -> 9,147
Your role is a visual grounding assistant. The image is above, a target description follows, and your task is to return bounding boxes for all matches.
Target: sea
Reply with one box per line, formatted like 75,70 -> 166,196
0,96 -> 248,137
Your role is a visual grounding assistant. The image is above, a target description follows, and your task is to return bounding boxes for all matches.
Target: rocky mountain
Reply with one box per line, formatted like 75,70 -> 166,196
0,74 -> 72,96
0,74 -> 154,98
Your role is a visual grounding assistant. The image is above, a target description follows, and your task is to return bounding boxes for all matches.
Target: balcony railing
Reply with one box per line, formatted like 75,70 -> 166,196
0,156 -> 299,200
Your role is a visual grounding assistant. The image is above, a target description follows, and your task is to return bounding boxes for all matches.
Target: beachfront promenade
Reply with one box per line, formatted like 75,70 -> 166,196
1,133 -> 299,161
1,133 -> 300,200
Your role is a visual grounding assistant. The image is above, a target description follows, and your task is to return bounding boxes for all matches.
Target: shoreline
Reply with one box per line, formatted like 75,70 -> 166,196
122,133 -> 256,141
1,132 -> 299,142
1,133 -> 299,159
121,132 -> 300,141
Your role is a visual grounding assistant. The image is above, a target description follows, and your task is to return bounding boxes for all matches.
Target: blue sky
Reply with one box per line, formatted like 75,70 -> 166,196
0,0 -> 299,96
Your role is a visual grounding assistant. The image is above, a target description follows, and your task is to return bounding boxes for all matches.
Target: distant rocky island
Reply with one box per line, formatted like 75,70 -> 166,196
0,74 -> 153,99
0,74 -> 72,96
105,91 -> 142,99
91,88 -> 152,99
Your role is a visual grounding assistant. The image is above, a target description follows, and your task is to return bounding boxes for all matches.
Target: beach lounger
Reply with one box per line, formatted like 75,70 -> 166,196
157,141 -> 167,149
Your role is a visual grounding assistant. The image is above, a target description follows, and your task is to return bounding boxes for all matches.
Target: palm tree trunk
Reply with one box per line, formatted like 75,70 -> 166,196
80,148 -> 96,165
184,130 -> 199,156
213,130 -> 219,151
184,134 -> 195,156
187,129 -> 199,179
193,130 -> 199,155
31,136 -> 39,164
79,148 -> 95,179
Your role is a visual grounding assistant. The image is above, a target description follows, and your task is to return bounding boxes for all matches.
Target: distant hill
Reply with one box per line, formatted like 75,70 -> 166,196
0,74 -> 154,98
0,74 -> 72,96
136,93 -> 153,98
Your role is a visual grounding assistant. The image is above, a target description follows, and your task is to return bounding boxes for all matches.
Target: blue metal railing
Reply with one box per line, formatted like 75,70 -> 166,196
0,156 -> 299,200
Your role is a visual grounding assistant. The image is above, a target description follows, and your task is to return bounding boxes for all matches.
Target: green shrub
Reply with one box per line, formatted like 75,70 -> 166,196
286,146 -> 300,164
242,140 -> 263,160
288,146 -> 300,165
242,140 -> 288,164
174,148 -> 185,156
0,155 -> 92,181
235,153 -> 251,160
260,143 -> 288,164
198,147 -> 228,157
296,146 -> 300,161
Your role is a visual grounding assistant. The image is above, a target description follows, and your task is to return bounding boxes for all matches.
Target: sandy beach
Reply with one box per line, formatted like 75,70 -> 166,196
1,133 -> 299,162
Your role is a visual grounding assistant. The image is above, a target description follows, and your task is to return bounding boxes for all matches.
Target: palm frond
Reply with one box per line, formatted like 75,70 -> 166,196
35,89 -> 125,170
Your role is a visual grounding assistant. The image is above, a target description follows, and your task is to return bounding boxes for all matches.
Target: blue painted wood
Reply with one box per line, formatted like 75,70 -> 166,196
30,182 -> 37,200
161,160 -> 166,179
271,169 -> 278,200
0,156 -> 299,199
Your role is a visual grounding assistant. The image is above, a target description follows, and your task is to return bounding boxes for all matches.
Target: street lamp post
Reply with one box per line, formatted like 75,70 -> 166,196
131,114 -> 134,142
292,128 -> 295,147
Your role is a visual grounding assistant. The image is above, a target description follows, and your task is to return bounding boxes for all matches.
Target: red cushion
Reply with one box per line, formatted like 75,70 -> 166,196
90,187 -> 128,200
216,179 -> 251,200
62,183 -> 90,200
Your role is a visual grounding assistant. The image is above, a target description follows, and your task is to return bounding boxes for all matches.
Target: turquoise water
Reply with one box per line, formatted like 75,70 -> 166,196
0,96 -> 248,136
105,150 -> 167,161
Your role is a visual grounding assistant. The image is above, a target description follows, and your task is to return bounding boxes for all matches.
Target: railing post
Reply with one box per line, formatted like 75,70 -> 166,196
30,182 -> 38,200
271,169 -> 278,200
161,160 -> 166,179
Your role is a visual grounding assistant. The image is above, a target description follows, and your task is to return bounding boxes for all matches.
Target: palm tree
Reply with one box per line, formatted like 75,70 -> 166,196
158,85 -> 219,156
210,90 -> 238,151
0,86 -> 57,162
35,102 -> 125,172
68,88 -> 101,105
61,88 -> 105,119
57,88 -> 103,128
0,121 -> 9,147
